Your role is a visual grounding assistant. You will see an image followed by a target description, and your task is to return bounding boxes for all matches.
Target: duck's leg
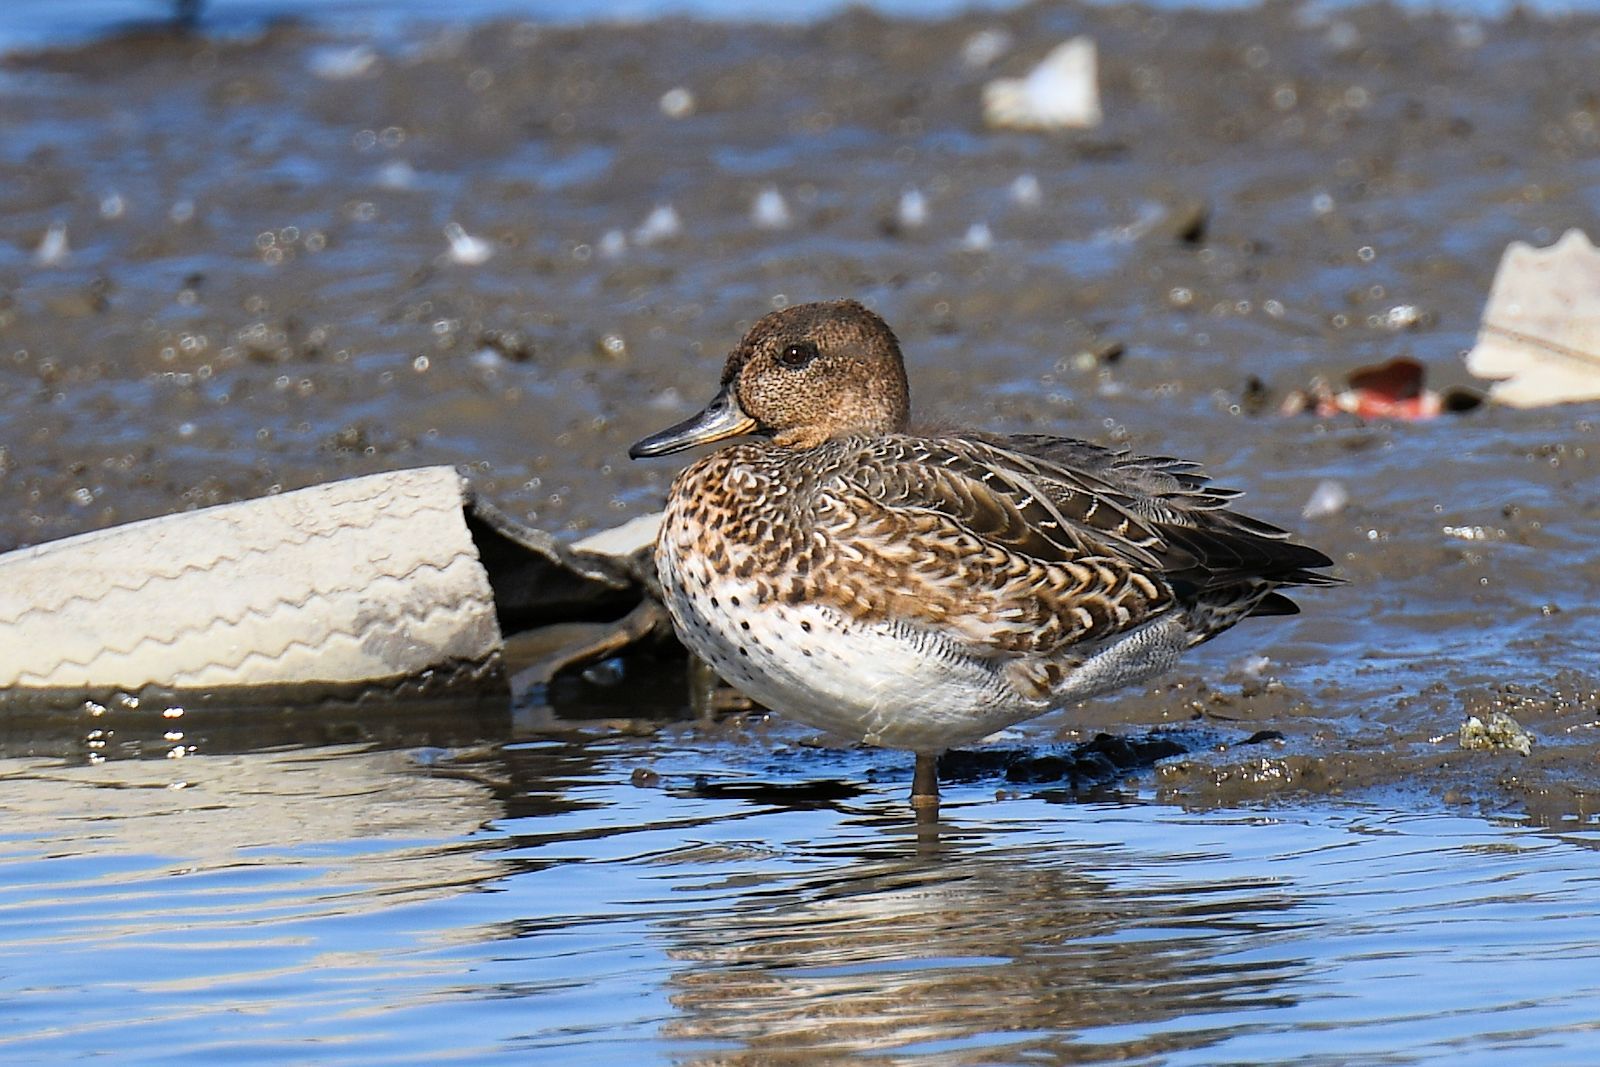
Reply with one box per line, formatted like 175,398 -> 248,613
910,751 -> 940,819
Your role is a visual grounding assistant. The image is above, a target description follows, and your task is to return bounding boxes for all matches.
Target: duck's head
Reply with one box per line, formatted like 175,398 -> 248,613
629,300 -> 910,458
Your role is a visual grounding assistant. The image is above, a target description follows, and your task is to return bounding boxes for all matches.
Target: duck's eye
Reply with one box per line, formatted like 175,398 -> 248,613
776,341 -> 819,369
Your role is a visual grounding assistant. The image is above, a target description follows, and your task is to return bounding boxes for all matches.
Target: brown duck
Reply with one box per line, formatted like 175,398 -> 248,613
631,300 -> 1337,815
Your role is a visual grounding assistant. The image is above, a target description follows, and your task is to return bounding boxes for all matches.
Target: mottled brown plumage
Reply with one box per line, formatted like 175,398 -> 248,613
630,300 -> 1338,811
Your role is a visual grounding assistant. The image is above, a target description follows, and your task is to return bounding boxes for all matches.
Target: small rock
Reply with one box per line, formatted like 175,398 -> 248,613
596,333 -> 628,360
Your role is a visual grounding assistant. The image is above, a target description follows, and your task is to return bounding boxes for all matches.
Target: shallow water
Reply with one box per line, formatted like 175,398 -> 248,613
0,732 -> 1596,1063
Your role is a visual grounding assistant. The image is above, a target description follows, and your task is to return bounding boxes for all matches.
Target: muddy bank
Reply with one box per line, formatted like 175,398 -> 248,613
1,1 -> 1597,817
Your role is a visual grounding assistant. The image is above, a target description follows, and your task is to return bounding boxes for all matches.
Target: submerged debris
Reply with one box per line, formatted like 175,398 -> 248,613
983,37 -> 1102,131
1459,711 -> 1534,756
1466,229 -> 1600,407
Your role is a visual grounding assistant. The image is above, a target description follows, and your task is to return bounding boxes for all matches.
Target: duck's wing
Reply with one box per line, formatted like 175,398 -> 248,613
811,436 -> 1181,658
839,435 -> 1171,569
992,433 -> 1339,590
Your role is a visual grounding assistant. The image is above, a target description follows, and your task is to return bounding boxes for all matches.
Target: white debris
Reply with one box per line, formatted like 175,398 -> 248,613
751,186 -> 792,230
896,187 -> 928,231
1301,480 -> 1350,521
444,222 -> 493,265
1384,304 -> 1424,330
961,28 -> 1013,69
1233,654 -> 1272,679
659,87 -> 696,119
1009,173 -> 1043,209
34,221 -> 69,267
961,221 -> 994,251
376,160 -> 418,190
169,200 -> 195,224
983,37 -> 1102,131
308,44 -> 379,81
633,204 -> 682,246
99,192 -> 126,219
1466,229 -> 1600,407
598,229 -> 628,258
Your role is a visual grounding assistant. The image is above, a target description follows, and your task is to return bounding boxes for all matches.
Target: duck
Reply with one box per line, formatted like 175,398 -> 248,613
629,300 -> 1338,815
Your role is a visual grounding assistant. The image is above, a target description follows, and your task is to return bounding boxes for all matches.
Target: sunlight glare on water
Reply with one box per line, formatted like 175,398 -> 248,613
0,736 -> 1594,1064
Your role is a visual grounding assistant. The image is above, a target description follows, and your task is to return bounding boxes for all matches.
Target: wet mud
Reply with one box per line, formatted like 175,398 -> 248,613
2,2 -> 1599,819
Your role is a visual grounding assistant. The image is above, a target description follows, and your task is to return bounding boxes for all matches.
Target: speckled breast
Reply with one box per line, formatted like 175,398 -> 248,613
652,447 -> 1029,751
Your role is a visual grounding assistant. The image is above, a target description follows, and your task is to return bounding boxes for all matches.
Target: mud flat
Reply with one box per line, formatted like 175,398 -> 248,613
1,1 -> 1598,819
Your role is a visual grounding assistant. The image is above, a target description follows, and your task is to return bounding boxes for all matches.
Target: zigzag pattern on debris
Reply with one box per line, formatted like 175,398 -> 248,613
0,484 -> 463,625
171,596 -> 496,688
11,558 -> 494,688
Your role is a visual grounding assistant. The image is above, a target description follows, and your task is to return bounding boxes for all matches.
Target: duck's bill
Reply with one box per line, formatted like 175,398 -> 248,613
628,386 -> 759,459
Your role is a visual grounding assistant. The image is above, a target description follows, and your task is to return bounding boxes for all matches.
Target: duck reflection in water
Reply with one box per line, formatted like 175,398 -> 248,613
655,824 -> 1306,1062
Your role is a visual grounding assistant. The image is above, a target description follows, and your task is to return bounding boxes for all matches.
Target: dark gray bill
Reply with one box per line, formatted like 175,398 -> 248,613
628,385 -> 759,459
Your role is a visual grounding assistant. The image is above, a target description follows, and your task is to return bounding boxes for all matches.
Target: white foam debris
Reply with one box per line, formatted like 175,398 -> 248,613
983,37 -> 1102,131
962,221 -> 994,251
659,87 -> 695,119
896,187 -> 928,231
751,186 -> 793,230
633,204 -> 682,246
1301,480 -> 1350,521
376,160 -> 418,190
444,222 -> 493,265
99,192 -> 126,220
308,44 -> 379,81
34,221 -> 69,267
1466,229 -> 1600,407
1459,711 -> 1533,756
598,229 -> 628,258
1009,173 -> 1043,209
1234,654 -> 1272,679
961,27 -> 1013,69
